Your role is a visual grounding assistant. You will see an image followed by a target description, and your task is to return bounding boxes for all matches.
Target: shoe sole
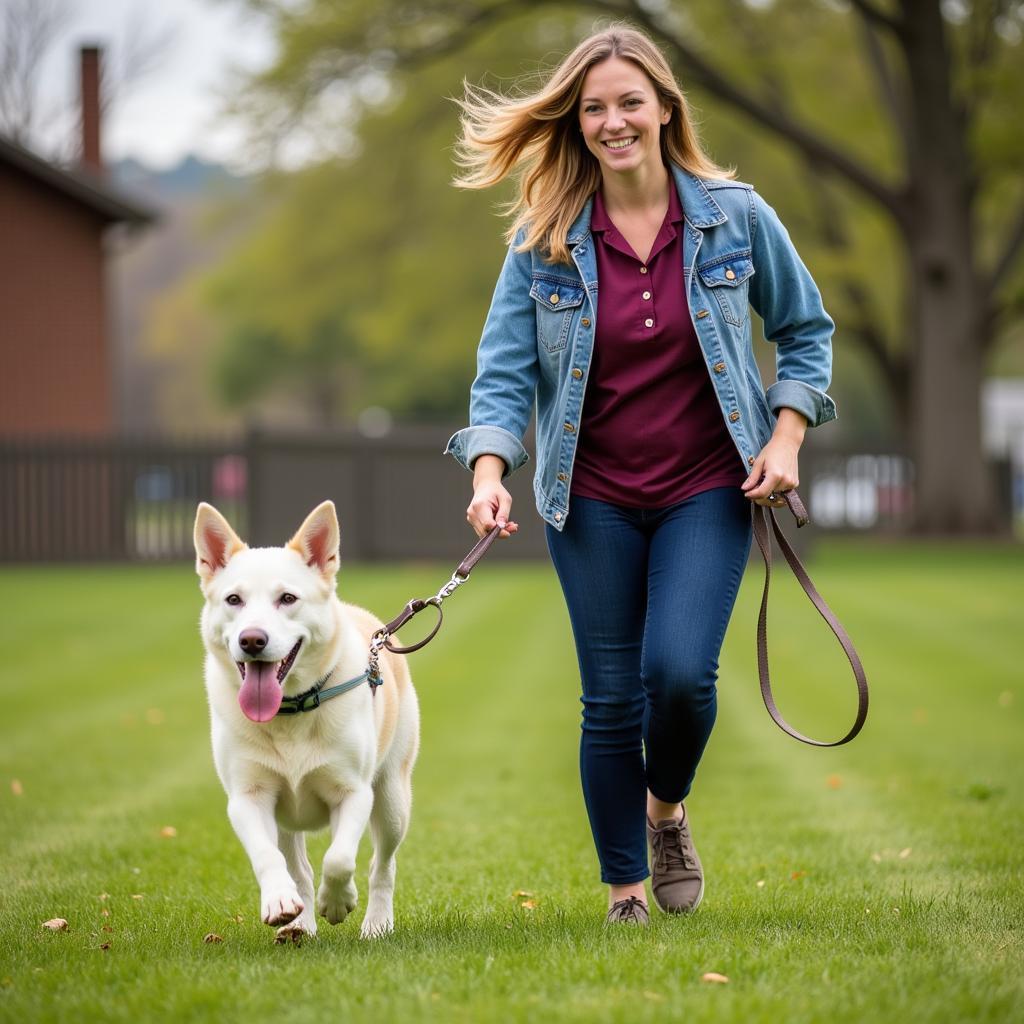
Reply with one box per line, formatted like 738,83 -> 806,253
652,876 -> 704,915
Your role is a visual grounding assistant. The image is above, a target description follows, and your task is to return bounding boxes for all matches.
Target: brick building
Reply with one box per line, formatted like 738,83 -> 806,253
0,47 -> 154,437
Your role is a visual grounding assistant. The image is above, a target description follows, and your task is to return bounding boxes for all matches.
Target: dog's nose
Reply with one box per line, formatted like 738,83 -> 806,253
238,628 -> 269,655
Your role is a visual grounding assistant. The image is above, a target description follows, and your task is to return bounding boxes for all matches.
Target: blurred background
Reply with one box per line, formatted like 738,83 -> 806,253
1,0 -> 1023,561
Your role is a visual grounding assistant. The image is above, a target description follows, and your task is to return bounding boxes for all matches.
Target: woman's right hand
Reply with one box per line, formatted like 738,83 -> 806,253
467,454 -> 519,539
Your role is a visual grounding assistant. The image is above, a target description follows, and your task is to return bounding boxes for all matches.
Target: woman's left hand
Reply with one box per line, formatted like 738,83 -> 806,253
741,409 -> 807,508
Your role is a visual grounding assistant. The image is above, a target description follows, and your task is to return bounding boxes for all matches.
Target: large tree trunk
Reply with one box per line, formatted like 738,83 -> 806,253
902,0 -> 1001,533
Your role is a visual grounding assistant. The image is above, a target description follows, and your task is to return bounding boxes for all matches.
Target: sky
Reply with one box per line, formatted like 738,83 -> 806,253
33,0 -> 276,171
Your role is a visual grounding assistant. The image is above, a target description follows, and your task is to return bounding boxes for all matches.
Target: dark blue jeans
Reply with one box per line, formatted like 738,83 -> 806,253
545,487 -> 753,884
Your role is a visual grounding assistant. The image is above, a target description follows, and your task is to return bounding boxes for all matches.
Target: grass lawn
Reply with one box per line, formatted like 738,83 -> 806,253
0,541 -> 1021,1023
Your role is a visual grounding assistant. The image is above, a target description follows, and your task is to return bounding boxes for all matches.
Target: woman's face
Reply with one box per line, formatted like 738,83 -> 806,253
578,56 -> 670,181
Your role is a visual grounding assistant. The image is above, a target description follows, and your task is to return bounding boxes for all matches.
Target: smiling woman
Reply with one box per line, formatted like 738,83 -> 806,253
446,23 -> 838,926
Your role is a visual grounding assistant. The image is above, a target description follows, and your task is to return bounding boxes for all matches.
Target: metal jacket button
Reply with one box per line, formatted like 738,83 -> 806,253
564,422 -> 575,433
725,268 -> 736,280
554,512 -> 562,521
557,473 -> 568,482
696,310 -> 710,319
748,456 -> 755,466
713,361 -> 726,373
581,318 -> 591,327
571,368 -> 583,379
729,410 -> 741,422
550,293 -> 559,304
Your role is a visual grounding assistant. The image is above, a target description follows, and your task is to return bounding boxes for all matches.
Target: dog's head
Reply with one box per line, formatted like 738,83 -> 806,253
194,501 -> 341,723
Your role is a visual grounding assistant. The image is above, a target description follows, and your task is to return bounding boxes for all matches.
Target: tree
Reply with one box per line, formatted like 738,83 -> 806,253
222,0 -> 1024,533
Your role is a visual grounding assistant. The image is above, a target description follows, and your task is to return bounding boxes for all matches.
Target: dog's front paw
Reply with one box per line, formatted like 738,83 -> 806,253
316,877 -> 358,925
261,881 -> 304,927
274,915 -> 317,945
359,913 -> 394,940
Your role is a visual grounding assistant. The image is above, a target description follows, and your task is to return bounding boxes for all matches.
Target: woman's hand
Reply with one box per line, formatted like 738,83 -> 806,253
467,455 -> 519,539
741,408 -> 807,508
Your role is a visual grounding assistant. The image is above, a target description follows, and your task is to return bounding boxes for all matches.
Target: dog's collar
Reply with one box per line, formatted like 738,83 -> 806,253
276,664 -> 381,716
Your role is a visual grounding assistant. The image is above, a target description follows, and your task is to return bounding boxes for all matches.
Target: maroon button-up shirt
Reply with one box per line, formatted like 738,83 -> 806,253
570,185 -> 746,508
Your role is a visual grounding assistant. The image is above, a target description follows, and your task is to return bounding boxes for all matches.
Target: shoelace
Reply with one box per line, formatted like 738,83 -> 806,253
652,822 -> 697,872
609,896 -> 647,922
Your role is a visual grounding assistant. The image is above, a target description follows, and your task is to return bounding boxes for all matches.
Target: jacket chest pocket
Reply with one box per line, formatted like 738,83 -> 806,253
530,279 -> 586,353
697,251 -> 754,328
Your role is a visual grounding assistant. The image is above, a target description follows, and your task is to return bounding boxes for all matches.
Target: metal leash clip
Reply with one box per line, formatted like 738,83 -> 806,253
364,525 -> 503,690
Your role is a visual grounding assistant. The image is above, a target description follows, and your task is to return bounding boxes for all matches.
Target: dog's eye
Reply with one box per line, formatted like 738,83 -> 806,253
280,593 -> 298,606
226,594 -> 243,606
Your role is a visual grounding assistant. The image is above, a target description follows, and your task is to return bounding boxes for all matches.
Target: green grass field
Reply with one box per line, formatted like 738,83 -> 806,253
0,542 -> 1021,1023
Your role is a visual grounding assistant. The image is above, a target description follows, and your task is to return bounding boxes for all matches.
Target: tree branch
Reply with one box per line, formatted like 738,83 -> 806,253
852,1 -> 911,158
990,196 -> 1024,294
845,0 -> 905,37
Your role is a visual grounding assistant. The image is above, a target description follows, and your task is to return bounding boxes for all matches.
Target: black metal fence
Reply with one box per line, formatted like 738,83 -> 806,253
0,429 -> 921,564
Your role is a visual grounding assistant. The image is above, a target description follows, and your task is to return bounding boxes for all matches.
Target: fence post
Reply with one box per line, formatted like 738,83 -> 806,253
246,424 -> 263,545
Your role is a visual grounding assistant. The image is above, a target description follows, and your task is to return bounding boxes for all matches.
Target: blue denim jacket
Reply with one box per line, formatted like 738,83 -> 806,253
446,165 -> 836,531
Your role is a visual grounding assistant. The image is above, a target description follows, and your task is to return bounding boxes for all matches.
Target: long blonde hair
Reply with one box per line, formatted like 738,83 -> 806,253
453,25 -> 734,264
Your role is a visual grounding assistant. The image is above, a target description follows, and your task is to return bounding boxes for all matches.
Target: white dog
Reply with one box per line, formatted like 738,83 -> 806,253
193,500 -> 419,943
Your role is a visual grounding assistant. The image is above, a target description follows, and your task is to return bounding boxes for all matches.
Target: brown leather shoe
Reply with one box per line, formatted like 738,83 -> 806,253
605,895 -> 650,925
647,806 -> 704,913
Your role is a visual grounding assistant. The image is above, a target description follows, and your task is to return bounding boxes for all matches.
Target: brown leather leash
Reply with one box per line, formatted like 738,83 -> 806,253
753,491 -> 869,745
366,524 -> 503,686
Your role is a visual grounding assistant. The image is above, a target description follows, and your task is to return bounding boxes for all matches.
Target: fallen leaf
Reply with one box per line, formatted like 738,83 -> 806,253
98,893 -> 110,902
701,972 -> 729,984
755,879 -> 766,888
10,779 -> 23,797
898,847 -> 912,859
520,899 -> 539,910
203,933 -> 224,944
100,909 -> 110,918
233,914 -> 245,924
98,942 -> 111,951
101,925 -> 113,933
160,826 -> 178,839
790,871 -> 807,880
826,774 -> 842,789
42,918 -> 68,931
130,894 -> 144,901
512,890 -> 534,899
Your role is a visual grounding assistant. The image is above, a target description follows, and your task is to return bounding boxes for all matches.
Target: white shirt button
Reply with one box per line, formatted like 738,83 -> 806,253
640,266 -> 648,274
642,291 -> 651,300
644,318 -> 654,328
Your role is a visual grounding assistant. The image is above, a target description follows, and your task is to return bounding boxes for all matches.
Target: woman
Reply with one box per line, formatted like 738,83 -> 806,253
445,25 -> 836,925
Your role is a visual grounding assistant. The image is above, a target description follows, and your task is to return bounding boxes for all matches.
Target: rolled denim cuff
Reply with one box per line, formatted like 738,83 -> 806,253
444,425 -> 529,478
766,379 -> 838,428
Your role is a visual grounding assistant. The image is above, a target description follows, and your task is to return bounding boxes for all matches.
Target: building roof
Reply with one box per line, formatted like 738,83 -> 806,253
0,135 -> 157,226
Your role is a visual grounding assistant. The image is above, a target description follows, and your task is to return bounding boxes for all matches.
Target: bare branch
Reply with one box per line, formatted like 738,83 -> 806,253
0,0 -> 68,144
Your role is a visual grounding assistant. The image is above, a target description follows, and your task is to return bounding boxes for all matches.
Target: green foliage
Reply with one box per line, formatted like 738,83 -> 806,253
1,546 -> 1023,1020
200,0 -> 1024,431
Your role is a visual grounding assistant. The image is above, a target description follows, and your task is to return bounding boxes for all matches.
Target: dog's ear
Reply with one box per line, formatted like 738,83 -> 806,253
194,503 -> 246,582
287,501 -> 340,580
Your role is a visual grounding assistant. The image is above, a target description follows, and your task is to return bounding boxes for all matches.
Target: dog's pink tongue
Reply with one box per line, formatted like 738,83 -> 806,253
238,661 -> 283,722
